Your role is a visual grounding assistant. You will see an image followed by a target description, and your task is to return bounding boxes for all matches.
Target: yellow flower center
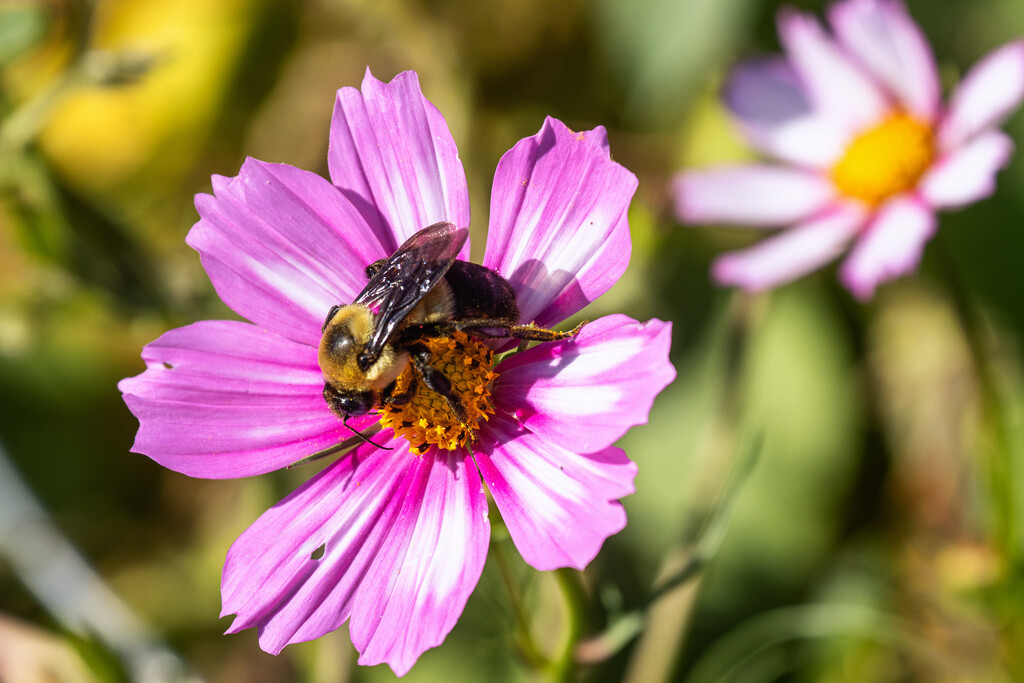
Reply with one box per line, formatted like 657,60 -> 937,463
831,113 -> 934,206
377,331 -> 498,454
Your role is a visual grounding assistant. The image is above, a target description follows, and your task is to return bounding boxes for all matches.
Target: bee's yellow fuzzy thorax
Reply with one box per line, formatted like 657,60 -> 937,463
378,331 -> 497,454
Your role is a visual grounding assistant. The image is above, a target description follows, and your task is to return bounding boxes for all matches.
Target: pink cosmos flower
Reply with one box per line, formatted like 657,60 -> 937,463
672,0 -> 1024,299
118,69 -> 674,675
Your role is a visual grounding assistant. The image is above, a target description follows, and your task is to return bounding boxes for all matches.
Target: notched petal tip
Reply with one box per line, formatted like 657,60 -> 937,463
484,116 -> 637,327
541,116 -> 612,153
329,65 -> 470,252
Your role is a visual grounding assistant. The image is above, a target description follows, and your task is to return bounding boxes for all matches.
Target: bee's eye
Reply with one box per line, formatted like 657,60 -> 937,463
323,385 -> 374,417
325,329 -> 354,359
338,392 -> 372,415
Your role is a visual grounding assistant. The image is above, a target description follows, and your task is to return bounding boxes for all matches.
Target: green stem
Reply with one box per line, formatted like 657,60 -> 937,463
577,293 -> 763,669
933,236 -> 1017,565
549,568 -> 588,681
493,538 -> 548,671
577,432 -> 762,666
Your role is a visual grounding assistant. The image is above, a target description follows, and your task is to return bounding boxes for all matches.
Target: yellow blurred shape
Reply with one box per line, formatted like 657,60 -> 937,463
39,0 -> 257,192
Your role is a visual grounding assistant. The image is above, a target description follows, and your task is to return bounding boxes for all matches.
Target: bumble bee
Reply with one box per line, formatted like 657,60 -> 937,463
318,221 -> 579,436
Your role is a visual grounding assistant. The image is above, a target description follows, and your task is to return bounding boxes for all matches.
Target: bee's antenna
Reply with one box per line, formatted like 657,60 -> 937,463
286,420 -> 392,469
343,416 -> 393,451
465,441 -> 483,479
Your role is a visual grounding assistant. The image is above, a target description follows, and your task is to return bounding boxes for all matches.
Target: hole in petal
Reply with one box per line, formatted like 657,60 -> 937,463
162,362 -> 174,369
310,544 -> 325,560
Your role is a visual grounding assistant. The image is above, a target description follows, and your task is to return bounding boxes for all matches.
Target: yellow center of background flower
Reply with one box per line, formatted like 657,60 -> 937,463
377,331 -> 497,454
831,113 -> 934,206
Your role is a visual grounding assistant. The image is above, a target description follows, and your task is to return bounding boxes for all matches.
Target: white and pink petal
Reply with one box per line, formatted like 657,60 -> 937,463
493,314 -> 674,454
221,446 -> 489,676
328,69 -> 471,256
117,321 -> 360,479
189,159 -> 389,348
672,165 -> 836,227
712,202 -> 867,291
483,118 -> 637,328
723,58 -> 848,168
938,40 -> 1024,151
475,415 -> 637,572
919,130 -> 1015,209
777,7 -> 890,133
839,196 -> 936,300
828,0 -> 940,121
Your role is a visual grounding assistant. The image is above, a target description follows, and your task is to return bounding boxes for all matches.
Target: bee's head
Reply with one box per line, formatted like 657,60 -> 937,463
318,304 -> 374,386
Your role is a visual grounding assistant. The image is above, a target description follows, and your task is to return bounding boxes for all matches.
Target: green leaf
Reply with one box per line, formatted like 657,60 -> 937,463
0,3 -> 50,66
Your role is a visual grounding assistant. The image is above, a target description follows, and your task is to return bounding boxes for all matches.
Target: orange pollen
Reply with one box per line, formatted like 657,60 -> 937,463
831,113 -> 935,206
377,331 -> 497,455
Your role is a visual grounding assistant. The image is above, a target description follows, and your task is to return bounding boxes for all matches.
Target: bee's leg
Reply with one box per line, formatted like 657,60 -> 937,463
399,319 -> 585,344
508,320 -> 587,341
364,258 -> 388,279
381,375 -> 417,407
408,343 -> 468,423
453,318 -> 587,342
320,304 -> 342,333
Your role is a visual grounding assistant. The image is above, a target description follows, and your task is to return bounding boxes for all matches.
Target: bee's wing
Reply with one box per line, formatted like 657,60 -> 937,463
355,221 -> 468,362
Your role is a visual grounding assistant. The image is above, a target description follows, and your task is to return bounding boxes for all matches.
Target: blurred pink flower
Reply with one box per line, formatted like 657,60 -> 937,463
118,70 -> 674,675
672,0 -> 1024,299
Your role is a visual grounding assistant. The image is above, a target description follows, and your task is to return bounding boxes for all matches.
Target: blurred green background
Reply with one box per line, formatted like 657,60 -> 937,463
1,0 -> 1023,681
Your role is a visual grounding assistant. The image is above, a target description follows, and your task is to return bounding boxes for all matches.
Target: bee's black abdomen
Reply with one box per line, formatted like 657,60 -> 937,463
443,261 -> 520,324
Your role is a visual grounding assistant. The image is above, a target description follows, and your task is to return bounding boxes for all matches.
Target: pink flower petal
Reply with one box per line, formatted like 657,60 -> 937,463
492,314 -> 674,454
938,40 -> 1024,150
712,202 -> 868,291
777,6 -> 890,134
483,117 -> 637,328
117,321 -> 359,479
672,165 -> 836,226
839,196 -> 936,300
328,69 -> 471,257
724,57 -> 848,168
828,0 -> 940,121
188,158 -> 389,348
475,414 -> 636,571
919,130 -> 1015,209
222,446 -> 489,676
